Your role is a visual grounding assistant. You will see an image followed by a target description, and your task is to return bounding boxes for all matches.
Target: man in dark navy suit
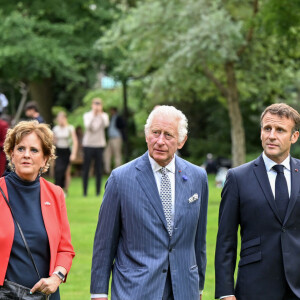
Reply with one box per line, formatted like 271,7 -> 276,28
215,103 -> 300,300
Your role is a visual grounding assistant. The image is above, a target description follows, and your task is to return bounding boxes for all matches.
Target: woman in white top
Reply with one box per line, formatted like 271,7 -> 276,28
53,111 -> 78,195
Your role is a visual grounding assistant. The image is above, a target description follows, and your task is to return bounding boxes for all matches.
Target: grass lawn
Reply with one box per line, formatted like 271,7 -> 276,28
59,174 -> 224,299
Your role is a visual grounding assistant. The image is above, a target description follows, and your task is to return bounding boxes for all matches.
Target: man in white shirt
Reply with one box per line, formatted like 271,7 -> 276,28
215,103 -> 300,300
90,105 -> 208,300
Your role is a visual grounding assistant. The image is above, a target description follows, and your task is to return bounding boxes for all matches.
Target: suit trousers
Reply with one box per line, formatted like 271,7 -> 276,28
284,281 -> 300,300
162,269 -> 174,300
82,147 -> 104,196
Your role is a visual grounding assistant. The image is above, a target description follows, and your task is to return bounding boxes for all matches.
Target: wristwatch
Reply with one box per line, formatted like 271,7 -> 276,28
52,271 -> 65,282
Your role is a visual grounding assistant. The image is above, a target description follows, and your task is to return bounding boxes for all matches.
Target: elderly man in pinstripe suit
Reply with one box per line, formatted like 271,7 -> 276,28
90,105 -> 208,300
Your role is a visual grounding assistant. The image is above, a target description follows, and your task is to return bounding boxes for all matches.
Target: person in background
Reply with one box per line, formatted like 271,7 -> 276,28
53,111 -> 78,197
0,112 -> 9,176
0,92 -> 8,115
82,98 -> 109,197
0,120 -> 75,299
75,126 -> 84,162
104,107 -> 125,174
91,105 -> 208,300
202,153 -> 218,174
25,101 -> 45,123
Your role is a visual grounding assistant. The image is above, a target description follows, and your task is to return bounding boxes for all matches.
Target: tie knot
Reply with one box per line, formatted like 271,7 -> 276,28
160,167 -> 167,175
273,164 -> 284,173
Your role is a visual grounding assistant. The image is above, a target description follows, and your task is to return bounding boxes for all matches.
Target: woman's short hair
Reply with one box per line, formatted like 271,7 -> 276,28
56,111 -> 68,122
4,120 -> 56,173
57,111 -> 67,118
144,105 -> 188,143
261,103 -> 300,132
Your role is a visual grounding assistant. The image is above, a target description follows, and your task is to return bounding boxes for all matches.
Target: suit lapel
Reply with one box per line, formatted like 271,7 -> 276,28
284,157 -> 300,223
173,157 -> 189,229
135,153 -> 168,232
253,155 -> 282,223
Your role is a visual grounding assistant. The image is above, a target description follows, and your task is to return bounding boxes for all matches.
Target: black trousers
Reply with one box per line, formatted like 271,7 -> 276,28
82,147 -> 104,196
54,148 -> 70,189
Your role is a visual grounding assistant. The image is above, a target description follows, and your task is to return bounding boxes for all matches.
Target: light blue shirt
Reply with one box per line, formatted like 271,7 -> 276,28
108,115 -> 121,138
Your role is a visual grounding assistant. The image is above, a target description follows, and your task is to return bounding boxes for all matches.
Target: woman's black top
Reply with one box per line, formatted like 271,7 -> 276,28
5,172 -> 60,299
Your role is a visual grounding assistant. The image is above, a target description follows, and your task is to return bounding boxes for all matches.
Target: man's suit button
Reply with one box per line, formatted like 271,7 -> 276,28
162,269 -> 167,273
169,248 -> 173,252
282,227 -> 286,233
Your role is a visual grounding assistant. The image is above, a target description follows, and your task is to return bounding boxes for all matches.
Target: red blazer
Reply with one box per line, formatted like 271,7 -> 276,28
0,176 -> 75,285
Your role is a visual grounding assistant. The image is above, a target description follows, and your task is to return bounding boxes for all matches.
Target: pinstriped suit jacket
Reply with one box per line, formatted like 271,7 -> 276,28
90,152 -> 208,299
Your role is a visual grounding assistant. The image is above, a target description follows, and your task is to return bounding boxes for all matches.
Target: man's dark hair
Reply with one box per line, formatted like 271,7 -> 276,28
260,103 -> 300,132
25,101 -> 39,112
110,107 -> 118,113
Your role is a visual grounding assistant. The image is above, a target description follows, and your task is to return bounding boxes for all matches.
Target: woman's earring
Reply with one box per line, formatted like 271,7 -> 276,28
11,163 -> 15,172
38,167 -> 43,176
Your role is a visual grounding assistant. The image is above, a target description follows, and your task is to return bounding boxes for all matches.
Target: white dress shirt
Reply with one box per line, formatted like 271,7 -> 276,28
220,152 -> 291,299
148,154 -> 176,227
262,152 -> 291,197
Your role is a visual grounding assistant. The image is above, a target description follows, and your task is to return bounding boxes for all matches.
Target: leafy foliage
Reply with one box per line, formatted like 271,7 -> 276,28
97,0 -> 300,101
261,0 -> 300,40
0,0 -> 118,109
95,0 -> 300,164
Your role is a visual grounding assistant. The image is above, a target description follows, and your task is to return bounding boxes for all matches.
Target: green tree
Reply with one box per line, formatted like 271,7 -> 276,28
96,0 -> 300,166
0,0 -> 117,122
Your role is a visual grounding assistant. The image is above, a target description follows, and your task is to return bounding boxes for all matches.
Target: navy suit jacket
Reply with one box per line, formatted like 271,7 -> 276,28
215,155 -> 300,300
91,152 -> 208,299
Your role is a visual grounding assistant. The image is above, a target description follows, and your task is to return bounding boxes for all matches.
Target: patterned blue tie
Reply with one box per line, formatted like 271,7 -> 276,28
160,167 -> 173,236
273,164 -> 289,222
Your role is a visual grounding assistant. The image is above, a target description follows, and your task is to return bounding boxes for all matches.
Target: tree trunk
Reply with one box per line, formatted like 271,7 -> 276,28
122,79 -> 129,162
225,61 -> 246,167
28,78 -> 53,124
12,82 -> 28,126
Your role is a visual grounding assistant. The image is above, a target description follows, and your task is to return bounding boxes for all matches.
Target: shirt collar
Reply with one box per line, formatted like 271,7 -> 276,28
148,153 -> 176,174
262,151 -> 291,172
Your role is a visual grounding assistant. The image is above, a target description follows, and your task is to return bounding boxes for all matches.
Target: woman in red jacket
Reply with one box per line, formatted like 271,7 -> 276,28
0,120 -> 75,299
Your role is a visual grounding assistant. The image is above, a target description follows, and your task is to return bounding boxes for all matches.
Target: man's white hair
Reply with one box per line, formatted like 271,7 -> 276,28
144,105 -> 188,143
